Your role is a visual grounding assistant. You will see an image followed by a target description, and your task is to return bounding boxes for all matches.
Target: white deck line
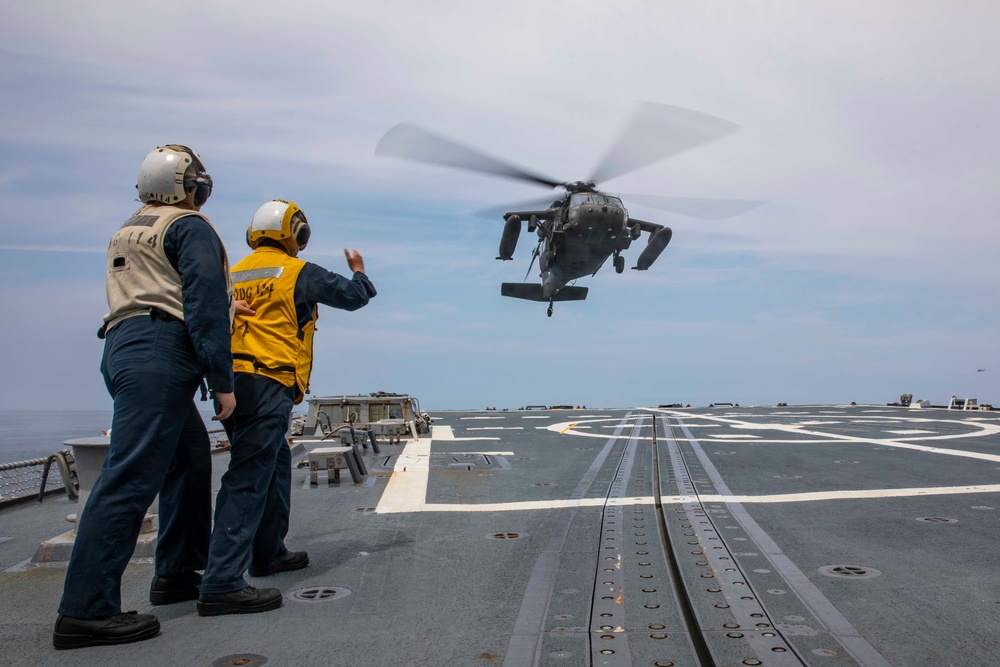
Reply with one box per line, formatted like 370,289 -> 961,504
374,437 -> 432,514
648,409 -> 1000,459
432,425 -> 455,439
431,425 -> 499,441
377,461 -> 1000,516
409,484 -> 1000,513
467,427 -> 524,430
375,413 -> 1000,515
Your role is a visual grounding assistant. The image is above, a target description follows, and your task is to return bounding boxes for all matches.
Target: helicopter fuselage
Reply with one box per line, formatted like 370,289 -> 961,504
546,196 -> 633,281
504,192 -> 642,300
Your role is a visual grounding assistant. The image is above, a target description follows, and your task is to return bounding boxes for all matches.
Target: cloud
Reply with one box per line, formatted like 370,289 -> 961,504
1,1 -> 998,409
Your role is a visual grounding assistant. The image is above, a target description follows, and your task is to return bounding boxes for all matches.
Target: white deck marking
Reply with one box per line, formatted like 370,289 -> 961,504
375,437 -> 432,514
442,437 -> 501,441
432,425 -> 455,439
665,484 -> 1000,504
379,481 -> 1000,514
520,416 -> 551,419
376,411 -> 1000,515
648,409 -> 1000,460
460,416 -> 506,420
432,425 -> 500,441
380,478 -> 1000,515
467,426 -> 524,430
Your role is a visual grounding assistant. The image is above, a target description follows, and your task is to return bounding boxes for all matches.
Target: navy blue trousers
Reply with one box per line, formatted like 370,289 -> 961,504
58,315 -> 212,618
199,373 -> 295,594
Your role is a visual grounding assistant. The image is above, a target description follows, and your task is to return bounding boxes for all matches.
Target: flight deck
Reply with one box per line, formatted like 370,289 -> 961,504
1,405 -> 999,666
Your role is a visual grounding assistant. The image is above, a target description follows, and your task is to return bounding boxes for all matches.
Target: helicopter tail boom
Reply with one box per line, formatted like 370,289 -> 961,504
501,283 -> 588,302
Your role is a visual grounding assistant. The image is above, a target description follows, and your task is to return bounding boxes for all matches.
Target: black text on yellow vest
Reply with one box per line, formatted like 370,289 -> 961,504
230,247 -> 316,404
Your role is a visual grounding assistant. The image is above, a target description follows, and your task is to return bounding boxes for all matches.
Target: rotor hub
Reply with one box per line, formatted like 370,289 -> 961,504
564,181 -> 597,193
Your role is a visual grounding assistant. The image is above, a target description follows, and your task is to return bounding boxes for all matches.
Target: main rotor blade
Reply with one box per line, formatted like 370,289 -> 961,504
471,196 -> 561,220
622,194 -> 765,220
589,102 -> 742,185
376,123 -> 564,189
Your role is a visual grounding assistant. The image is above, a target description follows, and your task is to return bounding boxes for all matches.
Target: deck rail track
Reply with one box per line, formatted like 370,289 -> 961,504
648,413 -> 719,666
587,413 -> 647,665
651,413 -> 808,667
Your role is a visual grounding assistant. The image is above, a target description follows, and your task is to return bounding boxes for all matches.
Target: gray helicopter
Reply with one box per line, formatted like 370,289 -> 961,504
376,102 -> 762,316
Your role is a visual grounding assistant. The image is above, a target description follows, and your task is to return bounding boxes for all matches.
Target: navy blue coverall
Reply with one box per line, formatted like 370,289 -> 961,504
58,217 -> 232,619
198,263 -> 375,594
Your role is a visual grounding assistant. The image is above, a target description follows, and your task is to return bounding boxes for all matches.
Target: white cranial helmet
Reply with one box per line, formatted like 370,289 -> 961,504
136,145 -> 212,206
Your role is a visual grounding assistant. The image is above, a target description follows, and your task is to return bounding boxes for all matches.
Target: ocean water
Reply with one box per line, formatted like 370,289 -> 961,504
0,407 -> 225,465
0,410 -> 112,464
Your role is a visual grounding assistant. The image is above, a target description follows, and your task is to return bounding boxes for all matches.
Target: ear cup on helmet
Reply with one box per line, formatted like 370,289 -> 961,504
138,145 -> 210,205
294,222 -> 311,251
192,181 -> 212,207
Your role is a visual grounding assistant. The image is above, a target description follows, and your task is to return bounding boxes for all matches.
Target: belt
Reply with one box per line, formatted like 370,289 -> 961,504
233,353 -> 296,375
98,307 -> 182,339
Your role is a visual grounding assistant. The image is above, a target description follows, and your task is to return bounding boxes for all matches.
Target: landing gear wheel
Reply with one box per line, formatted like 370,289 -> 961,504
547,302 -> 553,317
614,255 -> 625,274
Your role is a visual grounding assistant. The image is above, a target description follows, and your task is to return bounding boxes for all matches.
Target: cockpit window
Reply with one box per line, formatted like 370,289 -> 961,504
569,193 -> 623,207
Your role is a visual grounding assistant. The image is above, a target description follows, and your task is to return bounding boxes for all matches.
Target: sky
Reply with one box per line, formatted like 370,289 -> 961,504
0,1 -> 997,411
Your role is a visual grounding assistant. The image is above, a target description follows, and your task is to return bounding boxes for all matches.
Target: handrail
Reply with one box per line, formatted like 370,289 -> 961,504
39,450 -> 79,501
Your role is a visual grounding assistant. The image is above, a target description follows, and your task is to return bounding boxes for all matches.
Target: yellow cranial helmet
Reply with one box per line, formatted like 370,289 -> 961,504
247,200 -> 310,255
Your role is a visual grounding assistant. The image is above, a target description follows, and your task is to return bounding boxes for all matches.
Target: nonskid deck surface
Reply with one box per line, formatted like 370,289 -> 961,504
1,405 -> 999,666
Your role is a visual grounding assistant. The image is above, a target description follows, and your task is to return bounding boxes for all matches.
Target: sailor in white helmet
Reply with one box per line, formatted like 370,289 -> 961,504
197,199 -> 375,616
54,145 -> 238,649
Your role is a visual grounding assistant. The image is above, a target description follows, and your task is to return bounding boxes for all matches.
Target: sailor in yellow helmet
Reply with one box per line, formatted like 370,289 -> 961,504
198,200 -> 376,616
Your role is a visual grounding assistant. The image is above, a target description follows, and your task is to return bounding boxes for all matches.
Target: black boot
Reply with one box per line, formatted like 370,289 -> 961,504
53,611 -> 160,650
250,550 -> 309,577
197,586 -> 283,616
150,571 -> 202,605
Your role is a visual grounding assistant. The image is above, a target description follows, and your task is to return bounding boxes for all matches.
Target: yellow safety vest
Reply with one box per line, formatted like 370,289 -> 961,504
230,247 -> 317,404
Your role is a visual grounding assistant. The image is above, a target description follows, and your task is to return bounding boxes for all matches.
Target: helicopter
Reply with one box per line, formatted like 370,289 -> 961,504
376,102 -> 763,316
